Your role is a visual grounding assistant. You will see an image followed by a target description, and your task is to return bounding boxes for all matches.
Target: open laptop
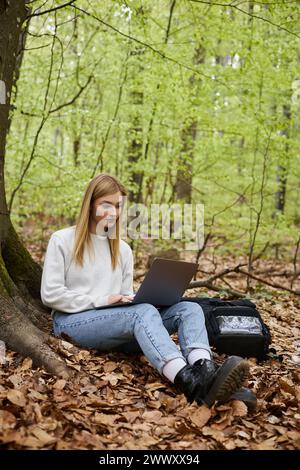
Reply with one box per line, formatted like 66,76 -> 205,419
96,257 -> 198,310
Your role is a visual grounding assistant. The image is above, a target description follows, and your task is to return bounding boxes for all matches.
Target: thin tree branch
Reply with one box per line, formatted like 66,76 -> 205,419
238,268 -> 300,296
187,280 -> 246,298
23,43 -> 51,51
71,4 -> 227,87
49,74 -> 93,114
189,0 -> 300,39
205,263 -> 248,283
26,0 -> 77,19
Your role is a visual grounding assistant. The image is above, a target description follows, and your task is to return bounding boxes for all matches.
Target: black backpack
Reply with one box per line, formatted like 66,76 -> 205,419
181,296 -> 272,361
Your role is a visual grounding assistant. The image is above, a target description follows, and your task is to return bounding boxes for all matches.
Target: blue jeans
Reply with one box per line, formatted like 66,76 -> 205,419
52,301 -> 211,375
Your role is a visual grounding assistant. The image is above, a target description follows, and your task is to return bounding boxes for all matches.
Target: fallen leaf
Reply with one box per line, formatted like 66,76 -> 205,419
236,430 -> 251,439
287,430 -> 300,444
279,377 -> 298,397
21,358 -> 33,370
53,379 -> 66,390
142,410 -> 163,422
290,355 -> 300,364
0,410 -> 17,431
254,436 -> 277,450
16,436 -> 43,448
8,374 -> 23,388
145,382 -> 167,391
202,426 -> 226,443
31,427 -> 57,445
103,361 -> 119,373
93,413 -> 118,426
189,406 -> 211,428
61,340 -> 74,351
7,389 -> 26,407
122,411 -> 140,423
101,373 -> 119,386
28,389 -> 47,401
267,415 -> 280,424
231,400 -> 248,417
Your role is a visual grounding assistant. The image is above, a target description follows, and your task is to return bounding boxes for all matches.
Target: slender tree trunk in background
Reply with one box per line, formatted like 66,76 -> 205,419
174,121 -> 197,203
275,165 -> 287,212
72,17 -> 81,168
237,137 -> 245,176
0,1 -> 71,378
136,94 -> 157,204
174,45 -> 205,204
73,137 -> 80,167
127,85 -> 143,203
145,141 -> 163,205
127,33 -> 145,204
126,49 -> 144,252
275,104 -> 290,213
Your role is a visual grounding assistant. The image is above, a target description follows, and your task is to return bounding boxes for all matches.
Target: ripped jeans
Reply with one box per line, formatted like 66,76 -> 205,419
52,300 -> 211,375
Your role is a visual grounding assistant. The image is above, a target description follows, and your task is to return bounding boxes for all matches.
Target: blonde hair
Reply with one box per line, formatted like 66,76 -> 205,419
73,173 -> 127,270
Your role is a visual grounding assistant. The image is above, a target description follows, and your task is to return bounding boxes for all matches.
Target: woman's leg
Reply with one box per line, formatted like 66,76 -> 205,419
110,301 -> 211,360
158,300 -> 212,360
158,301 -> 251,406
52,303 -> 185,375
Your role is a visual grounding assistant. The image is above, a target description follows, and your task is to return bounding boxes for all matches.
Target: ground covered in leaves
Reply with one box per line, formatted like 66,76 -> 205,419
1,230 -> 300,450
1,290 -> 300,450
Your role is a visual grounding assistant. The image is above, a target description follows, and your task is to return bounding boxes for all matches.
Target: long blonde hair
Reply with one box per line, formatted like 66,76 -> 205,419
73,173 -> 127,270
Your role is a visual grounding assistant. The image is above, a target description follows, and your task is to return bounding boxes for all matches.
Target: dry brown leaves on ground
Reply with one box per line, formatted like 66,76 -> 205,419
0,289 -> 300,450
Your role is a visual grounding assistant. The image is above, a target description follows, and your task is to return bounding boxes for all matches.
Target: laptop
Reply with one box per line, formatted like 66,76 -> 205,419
96,257 -> 198,310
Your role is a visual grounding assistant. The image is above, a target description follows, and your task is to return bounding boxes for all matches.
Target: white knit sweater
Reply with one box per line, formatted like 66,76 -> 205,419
40,225 -> 134,314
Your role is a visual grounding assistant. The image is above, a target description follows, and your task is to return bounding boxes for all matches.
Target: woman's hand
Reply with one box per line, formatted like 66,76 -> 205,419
107,294 -> 134,305
121,295 -> 134,303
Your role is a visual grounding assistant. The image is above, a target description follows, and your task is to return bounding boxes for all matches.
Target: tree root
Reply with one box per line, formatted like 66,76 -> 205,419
0,253 -> 73,378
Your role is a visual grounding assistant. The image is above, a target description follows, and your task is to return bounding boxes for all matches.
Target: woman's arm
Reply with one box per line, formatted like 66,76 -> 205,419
41,234 -> 109,313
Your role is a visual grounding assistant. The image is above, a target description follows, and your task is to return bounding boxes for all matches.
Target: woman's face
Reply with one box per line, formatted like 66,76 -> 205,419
90,191 -> 123,232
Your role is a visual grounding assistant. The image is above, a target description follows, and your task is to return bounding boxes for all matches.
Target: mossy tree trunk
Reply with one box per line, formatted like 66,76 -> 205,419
0,0 -> 71,378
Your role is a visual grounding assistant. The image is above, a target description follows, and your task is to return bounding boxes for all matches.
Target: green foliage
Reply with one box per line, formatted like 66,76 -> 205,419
5,0 -> 300,259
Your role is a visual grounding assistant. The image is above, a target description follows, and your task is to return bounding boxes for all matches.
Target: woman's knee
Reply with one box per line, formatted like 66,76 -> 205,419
133,303 -> 161,319
178,301 -> 205,319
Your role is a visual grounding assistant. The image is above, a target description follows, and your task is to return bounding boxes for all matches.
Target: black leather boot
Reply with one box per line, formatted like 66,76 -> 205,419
173,364 -> 209,404
193,357 -> 255,409
186,355 -> 250,407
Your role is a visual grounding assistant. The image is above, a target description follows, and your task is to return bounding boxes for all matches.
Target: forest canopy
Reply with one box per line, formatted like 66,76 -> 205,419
5,0 -> 300,260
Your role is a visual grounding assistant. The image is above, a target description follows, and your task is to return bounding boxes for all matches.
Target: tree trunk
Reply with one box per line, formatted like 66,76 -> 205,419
0,1 -> 72,378
127,85 -> 144,203
174,121 -> 197,204
275,104 -> 290,213
174,45 -> 204,204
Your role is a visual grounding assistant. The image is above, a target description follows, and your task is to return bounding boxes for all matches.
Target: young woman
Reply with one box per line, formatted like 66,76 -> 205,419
41,173 -> 254,408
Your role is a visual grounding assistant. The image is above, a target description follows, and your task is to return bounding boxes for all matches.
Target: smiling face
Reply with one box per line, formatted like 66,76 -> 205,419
90,191 -> 124,234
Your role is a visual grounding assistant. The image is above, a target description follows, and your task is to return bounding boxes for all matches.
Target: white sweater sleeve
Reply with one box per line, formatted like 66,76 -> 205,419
121,246 -> 134,296
40,234 -> 109,313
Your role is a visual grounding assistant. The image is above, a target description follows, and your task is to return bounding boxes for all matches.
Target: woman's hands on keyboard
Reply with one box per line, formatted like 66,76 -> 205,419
121,295 -> 134,303
107,294 -> 134,305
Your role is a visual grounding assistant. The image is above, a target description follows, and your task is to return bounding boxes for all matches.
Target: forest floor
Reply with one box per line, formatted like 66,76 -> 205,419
0,229 -> 299,450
